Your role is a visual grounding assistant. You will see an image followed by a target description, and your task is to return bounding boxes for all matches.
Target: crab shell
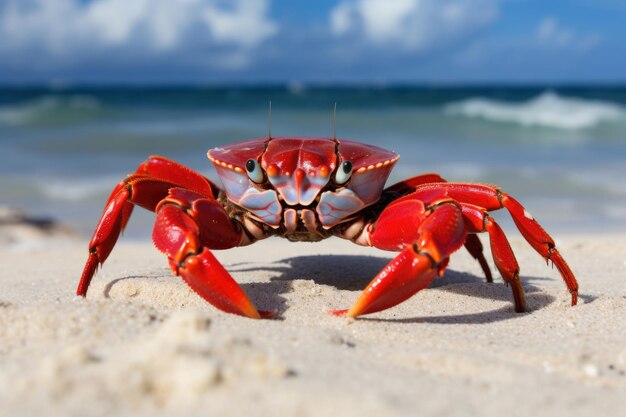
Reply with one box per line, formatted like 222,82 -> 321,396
207,137 -> 399,228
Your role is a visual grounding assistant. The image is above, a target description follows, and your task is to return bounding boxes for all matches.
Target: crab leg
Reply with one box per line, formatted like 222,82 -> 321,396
461,203 -> 526,312
104,156 -> 219,233
463,233 -> 493,283
397,183 -> 578,305
332,200 -> 466,317
78,156 -> 221,297
135,156 -> 218,198
77,176 -> 179,296
153,188 -> 273,318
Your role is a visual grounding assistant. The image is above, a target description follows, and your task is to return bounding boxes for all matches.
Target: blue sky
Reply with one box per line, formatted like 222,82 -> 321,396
1,0 -> 625,84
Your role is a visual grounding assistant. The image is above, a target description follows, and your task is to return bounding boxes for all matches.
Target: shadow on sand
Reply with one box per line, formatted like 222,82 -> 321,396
230,254 -> 578,324
103,254 -> 587,323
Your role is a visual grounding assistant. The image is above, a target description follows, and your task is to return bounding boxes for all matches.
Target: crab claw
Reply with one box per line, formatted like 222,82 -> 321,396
179,249 -> 275,319
331,202 -> 466,318
330,245 -> 439,318
153,192 -> 276,319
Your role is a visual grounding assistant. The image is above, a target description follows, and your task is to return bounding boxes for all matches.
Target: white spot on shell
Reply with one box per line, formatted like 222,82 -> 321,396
523,209 -> 534,220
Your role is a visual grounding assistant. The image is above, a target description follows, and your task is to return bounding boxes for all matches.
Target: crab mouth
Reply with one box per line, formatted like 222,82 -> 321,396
276,194 -> 326,236
239,185 -> 366,231
275,193 -> 320,210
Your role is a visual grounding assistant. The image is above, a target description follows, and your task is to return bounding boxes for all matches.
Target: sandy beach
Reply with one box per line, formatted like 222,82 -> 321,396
3,0 -> 626,415
1,233 -> 624,417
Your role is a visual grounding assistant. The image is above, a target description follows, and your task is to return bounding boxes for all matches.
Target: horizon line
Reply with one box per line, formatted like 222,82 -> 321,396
2,81 -> 626,90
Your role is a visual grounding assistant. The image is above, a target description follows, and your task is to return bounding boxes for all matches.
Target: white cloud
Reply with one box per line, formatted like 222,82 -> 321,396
534,17 -> 601,51
0,0 -> 277,67
330,0 -> 498,52
536,17 -> 572,46
202,0 -> 276,47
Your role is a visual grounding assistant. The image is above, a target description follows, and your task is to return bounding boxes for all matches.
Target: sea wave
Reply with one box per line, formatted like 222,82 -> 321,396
444,91 -> 626,130
0,95 -> 101,126
38,175 -> 120,201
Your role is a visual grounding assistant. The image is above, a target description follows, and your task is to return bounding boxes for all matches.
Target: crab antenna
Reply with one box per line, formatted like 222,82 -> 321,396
333,102 -> 337,140
268,100 -> 272,139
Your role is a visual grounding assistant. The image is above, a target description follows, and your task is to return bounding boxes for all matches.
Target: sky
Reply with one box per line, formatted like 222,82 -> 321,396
0,0 -> 625,85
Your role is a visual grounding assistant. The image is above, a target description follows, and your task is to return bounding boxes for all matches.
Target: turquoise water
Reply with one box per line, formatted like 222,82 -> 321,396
1,86 -> 625,236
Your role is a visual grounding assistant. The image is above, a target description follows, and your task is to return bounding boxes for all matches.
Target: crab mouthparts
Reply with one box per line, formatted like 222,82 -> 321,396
267,167 -> 331,206
239,185 -> 325,227
239,183 -> 367,233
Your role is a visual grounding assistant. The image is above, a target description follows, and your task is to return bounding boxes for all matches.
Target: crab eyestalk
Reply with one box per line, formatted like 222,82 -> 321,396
333,160 -> 353,185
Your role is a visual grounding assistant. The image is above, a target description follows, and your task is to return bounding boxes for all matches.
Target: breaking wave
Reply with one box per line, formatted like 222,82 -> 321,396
444,91 -> 626,130
0,95 -> 101,126
37,175 -> 120,201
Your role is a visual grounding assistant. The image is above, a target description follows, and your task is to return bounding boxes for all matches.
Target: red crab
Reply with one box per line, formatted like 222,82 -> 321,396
77,136 -> 578,319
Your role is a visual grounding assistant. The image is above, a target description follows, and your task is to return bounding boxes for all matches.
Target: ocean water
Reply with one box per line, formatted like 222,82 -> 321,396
1,86 -> 625,238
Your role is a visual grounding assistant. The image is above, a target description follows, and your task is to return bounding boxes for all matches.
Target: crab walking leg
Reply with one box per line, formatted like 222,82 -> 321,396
463,233 -> 494,283
79,154 -> 223,297
461,203 -> 526,311
77,176 -> 181,297
153,190 -> 272,319
136,156 -> 219,198
484,218 -> 526,312
501,195 -> 578,304
405,183 -> 578,305
104,157 -> 219,234
333,201 -> 467,318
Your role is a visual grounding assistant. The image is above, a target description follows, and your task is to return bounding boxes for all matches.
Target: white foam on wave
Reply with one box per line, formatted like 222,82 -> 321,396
38,176 -> 120,201
0,95 -> 100,126
445,91 -> 625,130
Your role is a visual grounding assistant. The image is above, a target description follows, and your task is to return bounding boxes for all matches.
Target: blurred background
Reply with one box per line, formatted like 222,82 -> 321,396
1,0 -> 625,243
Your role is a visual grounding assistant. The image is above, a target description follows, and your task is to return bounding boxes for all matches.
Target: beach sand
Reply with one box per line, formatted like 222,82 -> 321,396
0,234 -> 625,417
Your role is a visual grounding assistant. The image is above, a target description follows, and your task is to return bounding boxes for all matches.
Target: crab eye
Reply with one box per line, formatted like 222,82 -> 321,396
245,159 -> 264,183
333,161 -> 353,185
